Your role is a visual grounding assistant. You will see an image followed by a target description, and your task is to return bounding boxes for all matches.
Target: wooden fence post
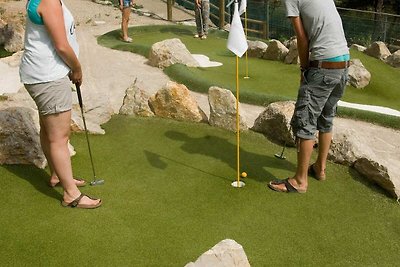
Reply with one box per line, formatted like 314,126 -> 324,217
219,0 -> 225,29
167,0 -> 173,21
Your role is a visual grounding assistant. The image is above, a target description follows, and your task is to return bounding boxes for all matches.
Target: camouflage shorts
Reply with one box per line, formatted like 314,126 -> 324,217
290,67 -> 349,140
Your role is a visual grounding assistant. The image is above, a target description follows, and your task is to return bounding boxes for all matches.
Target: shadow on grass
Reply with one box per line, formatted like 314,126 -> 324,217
162,130 -> 296,182
144,150 -> 230,181
3,164 -> 61,200
159,26 -> 193,36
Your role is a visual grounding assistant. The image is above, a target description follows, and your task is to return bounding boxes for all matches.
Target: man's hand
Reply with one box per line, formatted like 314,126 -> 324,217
196,0 -> 201,8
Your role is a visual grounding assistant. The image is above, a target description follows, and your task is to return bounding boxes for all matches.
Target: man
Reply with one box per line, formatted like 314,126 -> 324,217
268,0 -> 349,193
194,0 -> 210,39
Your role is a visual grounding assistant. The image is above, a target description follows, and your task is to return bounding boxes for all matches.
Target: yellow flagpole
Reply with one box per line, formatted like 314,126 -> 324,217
236,55 -> 240,186
244,10 -> 249,79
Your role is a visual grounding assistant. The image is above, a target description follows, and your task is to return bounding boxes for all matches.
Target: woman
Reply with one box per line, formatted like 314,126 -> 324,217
20,0 -> 102,208
119,0 -> 133,42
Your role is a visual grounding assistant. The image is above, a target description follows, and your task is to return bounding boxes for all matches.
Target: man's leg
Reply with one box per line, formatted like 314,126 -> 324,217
312,132 -> 332,178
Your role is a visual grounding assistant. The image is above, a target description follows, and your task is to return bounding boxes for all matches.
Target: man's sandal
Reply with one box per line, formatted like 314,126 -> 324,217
308,164 -> 326,181
61,194 -> 102,209
268,178 -> 307,193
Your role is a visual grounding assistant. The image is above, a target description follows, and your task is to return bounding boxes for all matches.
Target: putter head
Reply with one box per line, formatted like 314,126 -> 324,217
90,179 -> 105,186
274,153 -> 286,160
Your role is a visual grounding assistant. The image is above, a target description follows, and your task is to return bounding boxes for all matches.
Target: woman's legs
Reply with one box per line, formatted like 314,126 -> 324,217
121,8 -> 131,41
40,110 -> 100,206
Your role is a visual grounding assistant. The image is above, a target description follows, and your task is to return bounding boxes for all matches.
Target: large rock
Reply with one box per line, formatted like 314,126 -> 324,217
119,82 -> 154,116
348,59 -> 371,89
247,40 -> 268,58
0,22 -> 25,53
252,101 -> 295,146
263,39 -> 289,61
329,119 -> 400,199
185,239 -> 251,267
0,107 -> 46,168
148,38 -> 199,69
386,50 -> 400,68
148,81 -> 207,122
364,41 -> 391,61
284,37 -> 299,64
208,86 -> 248,131
70,104 -> 107,135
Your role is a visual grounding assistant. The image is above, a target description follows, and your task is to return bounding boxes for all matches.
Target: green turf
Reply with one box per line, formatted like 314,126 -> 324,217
0,46 -> 13,58
1,116 -> 399,266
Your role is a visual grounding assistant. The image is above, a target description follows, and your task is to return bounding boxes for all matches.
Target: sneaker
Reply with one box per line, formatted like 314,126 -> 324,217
194,34 -> 200,38
122,37 -> 132,43
201,35 -> 207,40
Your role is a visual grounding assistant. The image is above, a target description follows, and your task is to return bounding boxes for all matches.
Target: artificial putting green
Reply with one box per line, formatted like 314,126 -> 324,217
1,116 -> 399,266
98,25 -> 400,111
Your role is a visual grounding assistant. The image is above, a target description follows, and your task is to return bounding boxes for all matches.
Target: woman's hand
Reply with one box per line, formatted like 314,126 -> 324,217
69,67 -> 82,86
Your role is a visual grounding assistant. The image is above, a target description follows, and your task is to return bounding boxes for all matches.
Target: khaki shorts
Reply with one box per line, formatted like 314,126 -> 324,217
25,76 -> 72,116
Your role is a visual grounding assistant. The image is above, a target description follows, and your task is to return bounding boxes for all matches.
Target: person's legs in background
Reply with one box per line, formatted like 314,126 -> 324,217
121,0 -> 132,42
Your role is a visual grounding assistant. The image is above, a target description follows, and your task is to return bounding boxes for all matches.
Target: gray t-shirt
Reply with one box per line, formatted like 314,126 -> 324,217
283,0 -> 349,60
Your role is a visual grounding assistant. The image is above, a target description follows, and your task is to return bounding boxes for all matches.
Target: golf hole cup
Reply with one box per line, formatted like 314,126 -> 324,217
241,172 -> 247,178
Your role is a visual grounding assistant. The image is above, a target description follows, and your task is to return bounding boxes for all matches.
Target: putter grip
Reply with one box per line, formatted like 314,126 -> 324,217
76,84 -> 83,109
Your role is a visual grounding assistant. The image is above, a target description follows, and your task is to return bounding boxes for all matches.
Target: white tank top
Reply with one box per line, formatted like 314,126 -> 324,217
20,0 -> 79,84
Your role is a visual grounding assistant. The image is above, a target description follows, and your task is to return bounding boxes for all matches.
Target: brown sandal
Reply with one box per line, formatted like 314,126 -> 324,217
61,193 -> 102,209
308,164 -> 326,181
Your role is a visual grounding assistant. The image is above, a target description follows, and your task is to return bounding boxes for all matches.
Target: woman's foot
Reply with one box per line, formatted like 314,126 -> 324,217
122,36 -> 132,43
201,35 -> 207,40
48,177 -> 87,188
62,193 -> 102,209
194,33 -> 201,38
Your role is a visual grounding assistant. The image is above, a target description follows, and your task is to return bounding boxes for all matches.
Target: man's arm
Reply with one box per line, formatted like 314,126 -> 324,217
290,16 -> 309,70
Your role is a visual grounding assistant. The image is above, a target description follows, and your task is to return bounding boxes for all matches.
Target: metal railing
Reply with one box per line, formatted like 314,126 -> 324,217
173,0 -> 400,45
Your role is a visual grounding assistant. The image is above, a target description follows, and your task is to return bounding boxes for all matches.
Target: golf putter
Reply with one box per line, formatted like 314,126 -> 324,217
198,4 -> 204,35
75,84 -> 104,186
274,126 -> 292,160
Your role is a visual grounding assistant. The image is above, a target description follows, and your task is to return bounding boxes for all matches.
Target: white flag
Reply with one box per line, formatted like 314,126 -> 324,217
227,2 -> 248,57
239,0 -> 247,15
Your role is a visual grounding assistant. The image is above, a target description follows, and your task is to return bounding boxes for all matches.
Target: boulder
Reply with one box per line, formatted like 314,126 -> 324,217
348,59 -> 371,89
0,107 -> 46,168
329,119 -> 400,199
148,38 -> 199,69
252,101 -> 295,146
246,40 -> 268,58
119,82 -> 154,116
70,104 -> 106,135
148,81 -> 207,122
284,37 -> 299,64
364,41 -> 391,61
386,50 -> 400,68
263,39 -> 289,61
0,50 -> 23,67
350,44 -> 367,52
185,239 -> 251,267
0,22 -> 24,53
208,86 -> 248,131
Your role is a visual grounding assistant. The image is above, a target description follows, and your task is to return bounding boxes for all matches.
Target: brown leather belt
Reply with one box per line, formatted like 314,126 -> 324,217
309,60 -> 350,69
